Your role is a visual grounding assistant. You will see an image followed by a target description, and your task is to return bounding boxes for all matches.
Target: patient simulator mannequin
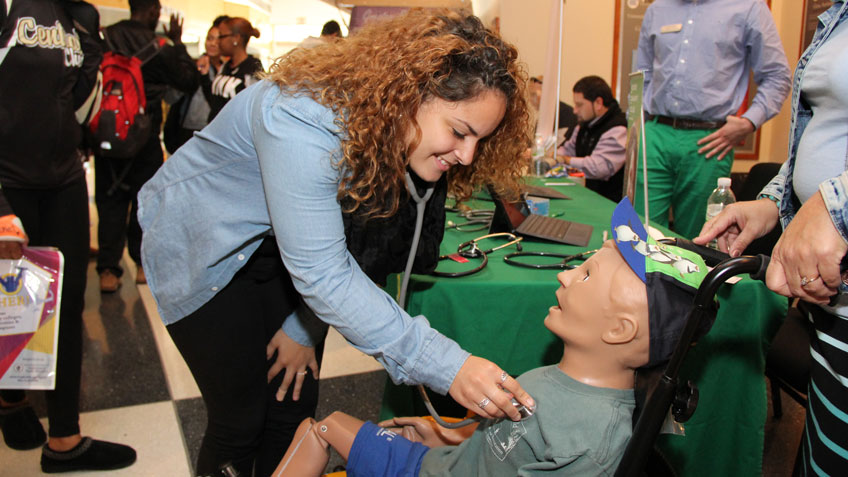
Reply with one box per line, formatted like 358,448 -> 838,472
272,202 -> 711,477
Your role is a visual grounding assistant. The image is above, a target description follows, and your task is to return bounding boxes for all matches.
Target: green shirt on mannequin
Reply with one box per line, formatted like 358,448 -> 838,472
420,366 -> 635,476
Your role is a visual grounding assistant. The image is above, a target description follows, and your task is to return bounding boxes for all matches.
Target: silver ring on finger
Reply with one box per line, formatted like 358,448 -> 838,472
296,371 -> 308,376
478,397 -> 491,409
801,276 -> 819,287
500,371 -> 508,383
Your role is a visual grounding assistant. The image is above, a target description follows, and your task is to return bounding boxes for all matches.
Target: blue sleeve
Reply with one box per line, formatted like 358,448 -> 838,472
740,1 -> 791,128
253,91 -> 469,394
818,171 -> 848,247
281,304 -> 328,348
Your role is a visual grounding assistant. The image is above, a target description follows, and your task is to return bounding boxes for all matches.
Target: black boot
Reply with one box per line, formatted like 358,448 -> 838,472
0,401 -> 46,450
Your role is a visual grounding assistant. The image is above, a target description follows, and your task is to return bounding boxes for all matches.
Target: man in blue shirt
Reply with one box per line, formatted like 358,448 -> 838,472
634,0 -> 790,238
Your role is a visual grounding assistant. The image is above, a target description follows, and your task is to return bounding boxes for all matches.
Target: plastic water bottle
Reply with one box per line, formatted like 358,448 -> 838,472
705,177 -> 736,250
532,133 -> 549,176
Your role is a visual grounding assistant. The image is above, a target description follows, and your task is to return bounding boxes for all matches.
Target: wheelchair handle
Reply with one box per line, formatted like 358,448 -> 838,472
659,237 -> 770,283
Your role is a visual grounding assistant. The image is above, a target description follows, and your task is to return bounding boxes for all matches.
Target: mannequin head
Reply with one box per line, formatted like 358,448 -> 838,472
545,241 -> 650,387
547,199 -> 712,388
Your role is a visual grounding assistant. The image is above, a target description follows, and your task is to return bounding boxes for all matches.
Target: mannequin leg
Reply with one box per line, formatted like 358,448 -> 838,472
273,412 -> 365,477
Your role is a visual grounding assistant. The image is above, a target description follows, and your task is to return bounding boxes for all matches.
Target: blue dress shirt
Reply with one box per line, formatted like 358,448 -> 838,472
636,0 -> 790,127
137,80 -> 469,394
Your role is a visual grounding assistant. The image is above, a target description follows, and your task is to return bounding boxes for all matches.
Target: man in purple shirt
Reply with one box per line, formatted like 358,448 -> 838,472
553,76 -> 627,202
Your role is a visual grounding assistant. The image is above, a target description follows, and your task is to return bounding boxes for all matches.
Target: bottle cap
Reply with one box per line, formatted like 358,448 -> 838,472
717,177 -> 731,188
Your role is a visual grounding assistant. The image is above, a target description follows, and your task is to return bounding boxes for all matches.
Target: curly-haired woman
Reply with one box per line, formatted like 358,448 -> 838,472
137,10 -> 534,476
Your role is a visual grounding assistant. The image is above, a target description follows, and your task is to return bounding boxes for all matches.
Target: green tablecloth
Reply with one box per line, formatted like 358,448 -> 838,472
380,178 -> 787,476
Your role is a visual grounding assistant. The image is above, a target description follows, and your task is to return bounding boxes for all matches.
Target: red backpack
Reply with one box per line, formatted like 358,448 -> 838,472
89,34 -> 166,159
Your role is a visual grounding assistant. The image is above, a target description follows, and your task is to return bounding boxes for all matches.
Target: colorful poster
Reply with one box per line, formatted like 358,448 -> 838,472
0,247 -> 64,390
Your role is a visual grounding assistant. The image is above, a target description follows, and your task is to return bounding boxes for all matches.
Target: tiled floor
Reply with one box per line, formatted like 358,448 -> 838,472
0,255 -> 387,477
0,167 -> 805,476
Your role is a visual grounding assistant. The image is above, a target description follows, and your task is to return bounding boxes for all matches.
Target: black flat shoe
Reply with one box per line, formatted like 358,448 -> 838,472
41,437 -> 137,473
0,402 -> 46,450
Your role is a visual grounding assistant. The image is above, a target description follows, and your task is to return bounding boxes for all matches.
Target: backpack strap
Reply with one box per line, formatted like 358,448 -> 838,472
102,28 -> 116,54
133,37 -> 165,65
102,29 -> 163,66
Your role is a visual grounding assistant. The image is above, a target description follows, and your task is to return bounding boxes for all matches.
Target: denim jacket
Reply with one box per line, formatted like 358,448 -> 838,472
137,80 -> 469,394
759,1 -> 848,292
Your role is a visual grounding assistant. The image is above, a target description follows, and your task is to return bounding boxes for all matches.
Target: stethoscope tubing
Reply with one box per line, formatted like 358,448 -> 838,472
432,232 -> 523,278
503,249 -> 597,270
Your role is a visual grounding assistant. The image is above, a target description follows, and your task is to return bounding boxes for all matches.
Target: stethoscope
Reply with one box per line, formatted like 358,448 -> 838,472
503,248 -> 598,270
399,175 -> 534,428
432,232 -> 524,278
444,208 -> 493,232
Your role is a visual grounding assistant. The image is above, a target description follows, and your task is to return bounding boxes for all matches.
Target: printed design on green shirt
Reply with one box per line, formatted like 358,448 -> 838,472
485,419 -> 527,461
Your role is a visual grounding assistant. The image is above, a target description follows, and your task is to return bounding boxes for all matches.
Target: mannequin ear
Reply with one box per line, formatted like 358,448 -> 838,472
601,313 -> 639,345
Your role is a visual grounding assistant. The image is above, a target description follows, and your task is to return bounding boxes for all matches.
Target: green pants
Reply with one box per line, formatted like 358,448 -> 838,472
634,119 -> 733,239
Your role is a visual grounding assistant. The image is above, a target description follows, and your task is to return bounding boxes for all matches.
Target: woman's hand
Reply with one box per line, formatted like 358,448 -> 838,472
266,328 -> 319,402
448,356 -> 534,421
0,242 -> 23,260
693,198 -> 780,257
766,191 -> 846,304
0,214 -> 27,259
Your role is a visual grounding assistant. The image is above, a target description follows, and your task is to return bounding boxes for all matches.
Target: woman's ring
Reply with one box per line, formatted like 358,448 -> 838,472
296,371 -> 308,376
478,397 -> 491,409
801,276 -> 818,287
500,371 -> 508,383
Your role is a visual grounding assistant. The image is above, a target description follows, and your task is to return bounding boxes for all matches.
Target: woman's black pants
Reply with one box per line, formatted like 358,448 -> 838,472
1,178 -> 89,438
167,238 -> 324,477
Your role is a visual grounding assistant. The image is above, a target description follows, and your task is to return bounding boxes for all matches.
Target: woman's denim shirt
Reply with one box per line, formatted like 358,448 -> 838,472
760,1 -> 848,287
137,80 -> 469,394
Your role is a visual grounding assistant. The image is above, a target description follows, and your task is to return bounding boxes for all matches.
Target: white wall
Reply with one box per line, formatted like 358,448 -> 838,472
501,0 -> 615,99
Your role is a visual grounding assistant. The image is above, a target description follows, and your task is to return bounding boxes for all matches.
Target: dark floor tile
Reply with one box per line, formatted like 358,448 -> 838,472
79,261 -> 170,410
315,370 -> 388,421
762,379 -> 806,477
173,371 -> 388,476
175,397 -> 206,475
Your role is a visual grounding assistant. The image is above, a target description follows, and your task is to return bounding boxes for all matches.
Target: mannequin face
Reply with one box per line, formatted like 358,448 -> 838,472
205,26 -> 221,58
545,241 -> 649,353
407,89 -> 506,183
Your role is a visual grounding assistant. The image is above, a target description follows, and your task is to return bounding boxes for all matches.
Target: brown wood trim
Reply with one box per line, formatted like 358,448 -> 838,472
612,0 -> 622,89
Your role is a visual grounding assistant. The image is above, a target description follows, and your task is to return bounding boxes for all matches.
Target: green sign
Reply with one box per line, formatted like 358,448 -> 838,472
623,71 -> 644,205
